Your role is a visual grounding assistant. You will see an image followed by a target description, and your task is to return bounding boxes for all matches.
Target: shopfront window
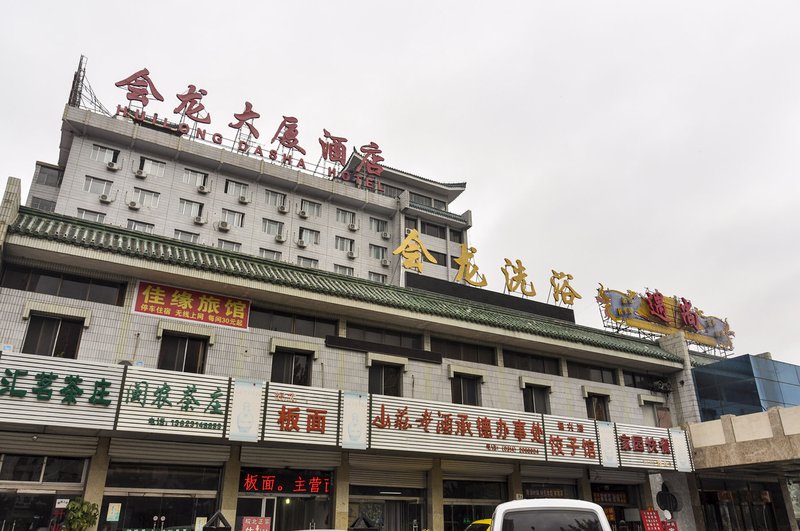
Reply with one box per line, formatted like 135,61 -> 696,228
443,481 -> 506,531
349,486 -> 425,531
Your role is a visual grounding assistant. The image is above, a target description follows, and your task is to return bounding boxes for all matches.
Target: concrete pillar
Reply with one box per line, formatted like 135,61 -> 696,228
428,458 -> 444,531
657,332 -> 701,425
686,474 -> 707,531
334,452 -> 351,530
577,470 -> 592,502
780,479 -> 799,531
84,437 -> 110,531
508,463 -> 522,500
220,445 -> 241,524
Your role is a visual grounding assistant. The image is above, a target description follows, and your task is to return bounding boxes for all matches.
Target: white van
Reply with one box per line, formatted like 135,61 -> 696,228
491,498 -> 613,531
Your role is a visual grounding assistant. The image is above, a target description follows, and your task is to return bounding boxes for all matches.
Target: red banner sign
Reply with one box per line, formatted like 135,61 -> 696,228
133,281 -> 250,329
241,517 -> 271,531
640,509 -> 662,531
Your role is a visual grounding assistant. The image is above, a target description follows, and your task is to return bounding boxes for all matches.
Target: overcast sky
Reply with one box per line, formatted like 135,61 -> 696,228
2,2 -> 798,364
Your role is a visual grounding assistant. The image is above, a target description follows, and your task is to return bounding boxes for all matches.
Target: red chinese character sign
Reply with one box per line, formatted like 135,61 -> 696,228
240,517 -> 271,531
541,415 -> 601,465
133,281 -> 250,330
263,383 -> 340,446
369,395 -> 547,461
616,424 -> 675,470
239,468 -> 332,497
640,509 -> 662,531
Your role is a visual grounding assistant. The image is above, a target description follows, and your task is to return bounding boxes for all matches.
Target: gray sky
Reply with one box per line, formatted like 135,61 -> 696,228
2,1 -> 798,364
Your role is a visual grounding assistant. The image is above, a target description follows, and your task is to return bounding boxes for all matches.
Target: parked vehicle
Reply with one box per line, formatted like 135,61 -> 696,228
490,499 -> 612,531
465,518 -> 492,531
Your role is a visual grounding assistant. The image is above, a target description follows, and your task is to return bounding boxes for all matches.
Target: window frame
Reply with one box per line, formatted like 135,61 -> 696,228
90,144 -> 119,164
174,229 -> 200,243
369,217 -> 388,233
182,168 -> 208,186
224,179 -> 249,197
336,208 -> 356,225
262,219 -> 284,236
77,209 -> 105,223
157,333 -> 208,374
83,176 -> 113,195
299,227 -> 321,245
127,219 -> 155,234
451,373 -> 481,406
22,314 -> 84,359
265,189 -> 287,207
259,249 -> 282,260
297,256 -> 319,268
369,244 -> 387,260
179,198 -> 203,217
369,362 -> 403,396
586,393 -> 611,421
368,272 -> 387,284
271,349 -> 312,386
335,236 -> 355,252
221,208 -> 245,228
522,384 -> 550,414
139,157 -> 166,177
300,199 -> 322,217
133,187 -> 160,208
334,264 -> 354,276
218,239 -> 241,252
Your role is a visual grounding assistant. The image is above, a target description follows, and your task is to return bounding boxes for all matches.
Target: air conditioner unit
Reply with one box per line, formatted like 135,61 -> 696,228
197,185 -> 209,194
404,227 -> 413,235
297,239 -> 307,248
218,221 -> 230,231
381,231 -> 391,240
127,201 -> 140,210
193,216 -> 206,225
134,169 -> 147,178
277,204 -> 289,214
275,233 -> 286,243
238,195 -> 250,204
380,258 -> 391,267
106,162 -> 119,171
298,210 -> 308,219
347,251 -> 357,259
348,223 -> 358,232
99,194 -> 112,204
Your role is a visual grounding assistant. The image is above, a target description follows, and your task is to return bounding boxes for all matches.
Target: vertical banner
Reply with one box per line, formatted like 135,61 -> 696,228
227,379 -> 265,442
340,391 -> 369,449
669,427 -> 694,472
596,421 -> 620,468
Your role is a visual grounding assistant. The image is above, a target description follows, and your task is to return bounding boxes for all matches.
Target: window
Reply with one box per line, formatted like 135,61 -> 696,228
297,256 -> 318,268
409,192 -> 432,207
0,455 -> 86,483
259,249 -> 282,260
369,363 -> 402,396
218,239 -> 241,252
369,244 -> 387,260
300,199 -> 321,217
271,350 -> 311,385
334,264 -> 354,276
1,265 -> 125,305
586,394 -> 610,421
623,371 -> 663,391
133,188 -> 160,208
449,229 -> 463,243
369,272 -> 387,284
431,337 -> 495,364
179,198 -> 203,217
434,199 -> 447,211
90,144 -> 119,164
299,227 -> 320,244
335,236 -> 354,252
77,208 -> 105,223
336,208 -> 355,225
224,179 -> 248,197
221,209 -> 244,228
262,219 -> 284,236
428,250 -> 446,265
567,361 -> 617,384
421,221 -> 446,239
174,229 -> 199,243
643,402 -> 672,428
35,165 -> 63,187
30,197 -> 56,212
347,324 -> 422,349
250,309 -> 336,338
503,350 -> 560,375
158,334 -> 207,374
450,256 -> 460,270
369,217 -> 388,233
405,217 -> 417,231
182,168 -> 208,186
22,315 -> 83,359
265,189 -> 287,207
380,183 -> 404,199
452,374 -> 481,406
523,385 -> 550,414
84,176 -> 112,195
127,220 -> 154,234
139,157 -> 166,177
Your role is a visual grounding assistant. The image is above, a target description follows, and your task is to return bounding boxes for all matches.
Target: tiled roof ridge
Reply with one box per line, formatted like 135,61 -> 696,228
9,207 -> 678,363
347,151 -> 467,189
408,201 -> 469,222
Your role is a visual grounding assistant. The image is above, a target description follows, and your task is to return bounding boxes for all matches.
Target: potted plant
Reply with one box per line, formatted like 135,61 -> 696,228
63,498 -> 100,531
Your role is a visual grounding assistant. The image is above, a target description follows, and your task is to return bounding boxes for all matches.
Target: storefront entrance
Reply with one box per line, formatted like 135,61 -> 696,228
0,492 -> 59,531
98,495 -> 216,531
236,496 -> 329,531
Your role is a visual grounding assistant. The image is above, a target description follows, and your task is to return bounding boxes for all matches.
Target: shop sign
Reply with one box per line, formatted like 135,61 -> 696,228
133,281 -> 250,330
615,424 -> 674,470
239,468 -> 332,496
597,285 -> 733,350
369,395 -> 547,461
0,352 -> 123,430
116,366 -> 229,438
227,379 -> 264,442
340,391 -> 369,450
541,415 -> 600,465
263,383 -> 340,446
669,428 -> 694,472
107,503 -> 122,522
239,518 -> 270,531
592,490 -> 628,504
639,508 -> 662,531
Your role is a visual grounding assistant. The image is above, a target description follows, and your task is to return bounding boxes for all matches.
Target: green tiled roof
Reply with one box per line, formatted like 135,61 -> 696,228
409,201 -> 469,223
9,208 -> 679,363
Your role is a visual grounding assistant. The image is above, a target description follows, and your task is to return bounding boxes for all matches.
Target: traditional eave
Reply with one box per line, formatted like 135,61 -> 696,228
7,207 -> 680,364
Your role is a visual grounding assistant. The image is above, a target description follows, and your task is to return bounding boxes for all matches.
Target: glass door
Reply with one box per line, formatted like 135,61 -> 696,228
235,497 -> 276,531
